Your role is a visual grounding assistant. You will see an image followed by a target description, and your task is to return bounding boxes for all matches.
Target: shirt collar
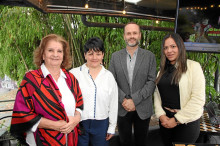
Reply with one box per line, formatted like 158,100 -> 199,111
126,47 -> 139,56
41,63 -> 66,79
82,63 -> 106,73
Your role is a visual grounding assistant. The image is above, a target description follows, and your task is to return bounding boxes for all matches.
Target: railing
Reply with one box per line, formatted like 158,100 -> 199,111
0,99 -> 13,120
0,99 -> 16,145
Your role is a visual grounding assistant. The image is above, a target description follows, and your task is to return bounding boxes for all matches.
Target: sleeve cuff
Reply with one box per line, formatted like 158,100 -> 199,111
76,108 -> 82,116
30,117 -> 41,132
107,126 -> 116,135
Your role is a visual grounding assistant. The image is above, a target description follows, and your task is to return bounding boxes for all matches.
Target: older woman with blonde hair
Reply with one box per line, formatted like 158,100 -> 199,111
10,34 -> 83,146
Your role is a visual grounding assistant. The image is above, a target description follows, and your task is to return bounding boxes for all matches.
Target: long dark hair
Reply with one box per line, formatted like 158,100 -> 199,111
156,33 -> 187,85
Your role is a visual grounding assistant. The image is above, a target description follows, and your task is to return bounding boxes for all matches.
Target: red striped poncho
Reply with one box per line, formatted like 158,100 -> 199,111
10,68 -> 83,146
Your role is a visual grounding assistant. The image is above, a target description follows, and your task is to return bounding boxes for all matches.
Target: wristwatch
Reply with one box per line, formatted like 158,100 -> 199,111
174,116 -> 180,125
125,95 -> 132,99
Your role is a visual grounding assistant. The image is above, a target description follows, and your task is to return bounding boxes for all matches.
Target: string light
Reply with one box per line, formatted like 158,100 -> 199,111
155,20 -> 159,24
183,4 -> 220,11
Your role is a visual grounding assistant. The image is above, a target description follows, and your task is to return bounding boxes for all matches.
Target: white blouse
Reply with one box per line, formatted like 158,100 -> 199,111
70,63 -> 118,134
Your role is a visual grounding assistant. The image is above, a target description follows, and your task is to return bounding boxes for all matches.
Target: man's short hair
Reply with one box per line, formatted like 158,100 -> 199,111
124,22 -> 141,33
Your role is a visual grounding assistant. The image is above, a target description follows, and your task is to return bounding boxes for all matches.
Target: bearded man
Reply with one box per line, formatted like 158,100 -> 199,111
109,22 -> 157,146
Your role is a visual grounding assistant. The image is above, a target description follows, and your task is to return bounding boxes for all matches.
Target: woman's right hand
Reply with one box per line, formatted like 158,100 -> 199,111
159,115 -> 169,127
38,117 -> 67,131
159,115 -> 169,123
159,115 -> 178,129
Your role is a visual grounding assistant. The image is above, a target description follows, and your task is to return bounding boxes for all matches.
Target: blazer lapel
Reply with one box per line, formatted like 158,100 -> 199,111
120,49 -> 129,83
132,48 -> 144,84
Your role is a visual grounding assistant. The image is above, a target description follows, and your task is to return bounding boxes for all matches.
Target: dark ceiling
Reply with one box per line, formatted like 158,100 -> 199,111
0,0 -> 177,21
1,0 -> 219,21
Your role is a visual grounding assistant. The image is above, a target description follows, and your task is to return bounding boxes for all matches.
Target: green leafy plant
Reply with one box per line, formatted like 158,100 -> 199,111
0,6 -> 219,105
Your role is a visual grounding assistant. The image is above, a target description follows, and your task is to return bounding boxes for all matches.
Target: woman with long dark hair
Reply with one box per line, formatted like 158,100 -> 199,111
154,33 -> 205,146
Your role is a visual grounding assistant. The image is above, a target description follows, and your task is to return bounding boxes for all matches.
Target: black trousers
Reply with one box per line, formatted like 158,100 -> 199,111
159,109 -> 200,146
118,111 -> 151,146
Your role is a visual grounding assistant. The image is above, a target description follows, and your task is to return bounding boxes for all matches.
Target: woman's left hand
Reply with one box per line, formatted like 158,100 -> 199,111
106,133 -> 114,141
60,112 -> 81,134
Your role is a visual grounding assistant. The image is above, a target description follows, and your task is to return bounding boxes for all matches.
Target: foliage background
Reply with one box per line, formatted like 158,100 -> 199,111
0,6 -> 219,104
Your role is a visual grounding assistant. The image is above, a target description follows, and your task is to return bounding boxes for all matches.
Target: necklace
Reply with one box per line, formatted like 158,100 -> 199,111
52,72 -> 60,78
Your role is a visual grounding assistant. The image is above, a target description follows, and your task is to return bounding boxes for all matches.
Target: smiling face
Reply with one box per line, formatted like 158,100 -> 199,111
163,37 -> 179,65
85,50 -> 104,69
124,24 -> 141,47
43,40 -> 64,69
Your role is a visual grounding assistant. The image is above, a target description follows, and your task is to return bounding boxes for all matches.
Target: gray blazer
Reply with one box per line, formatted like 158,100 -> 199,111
109,48 -> 156,120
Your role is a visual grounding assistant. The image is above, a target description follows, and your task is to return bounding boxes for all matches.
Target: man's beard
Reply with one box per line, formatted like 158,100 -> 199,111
125,38 -> 140,47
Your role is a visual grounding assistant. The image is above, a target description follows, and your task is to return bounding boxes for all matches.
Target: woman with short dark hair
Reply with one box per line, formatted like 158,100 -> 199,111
70,37 -> 118,146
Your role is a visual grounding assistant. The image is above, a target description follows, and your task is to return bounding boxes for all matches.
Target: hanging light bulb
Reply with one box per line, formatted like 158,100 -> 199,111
123,9 -> 126,14
85,1 -> 89,9
156,20 -> 159,24
122,0 -> 126,14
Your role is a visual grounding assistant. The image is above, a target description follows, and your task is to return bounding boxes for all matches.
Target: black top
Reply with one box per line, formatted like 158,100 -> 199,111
157,63 -> 181,109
